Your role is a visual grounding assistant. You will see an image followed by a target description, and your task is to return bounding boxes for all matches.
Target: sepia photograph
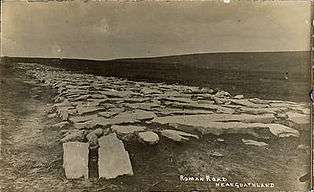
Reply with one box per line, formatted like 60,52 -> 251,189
0,1 -> 312,191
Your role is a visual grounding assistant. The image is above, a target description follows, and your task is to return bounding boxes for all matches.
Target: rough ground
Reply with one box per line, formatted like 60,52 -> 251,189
0,62 -> 311,192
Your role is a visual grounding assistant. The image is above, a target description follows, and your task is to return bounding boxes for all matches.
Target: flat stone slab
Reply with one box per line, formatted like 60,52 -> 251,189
69,114 -> 98,123
238,107 -> 274,115
51,121 -> 69,129
166,121 -> 299,138
234,95 -> 244,99
156,108 -> 214,116
161,129 -> 199,142
141,87 -> 162,95
230,99 -> 269,108
137,131 -> 159,145
112,125 -> 146,135
110,110 -> 157,124
248,98 -> 270,105
124,103 -> 160,111
242,139 -> 268,147
98,133 -> 133,179
152,114 -> 275,126
160,97 -> 193,103
165,102 -> 235,114
60,130 -> 86,143
286,111 -> 309,125
98,111 -> 119,118
63,142 -> 89,179
123,98 -> 150,103
76,106 -> 106,115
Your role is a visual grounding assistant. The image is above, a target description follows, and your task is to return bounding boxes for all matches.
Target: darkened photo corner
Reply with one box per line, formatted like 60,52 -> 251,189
0,1 -> 312,192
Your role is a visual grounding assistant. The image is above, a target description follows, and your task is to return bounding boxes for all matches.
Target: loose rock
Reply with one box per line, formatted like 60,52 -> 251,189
161,129 -> 199,142
137,131 -> 159,145
60,130 -> 86,143
242,139 -> 268,147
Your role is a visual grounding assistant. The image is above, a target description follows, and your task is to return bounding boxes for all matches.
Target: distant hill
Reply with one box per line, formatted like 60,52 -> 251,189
116,51 -> 310,74
2,51 -> 310,74
2,51 -> 311,101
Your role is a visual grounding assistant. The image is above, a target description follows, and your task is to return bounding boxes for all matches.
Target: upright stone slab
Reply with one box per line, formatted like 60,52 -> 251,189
98,133 -> 133,179
63,142 -> 89,179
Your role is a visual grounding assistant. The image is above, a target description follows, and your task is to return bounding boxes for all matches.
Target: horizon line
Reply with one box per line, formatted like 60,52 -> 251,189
1,50 -> 310,62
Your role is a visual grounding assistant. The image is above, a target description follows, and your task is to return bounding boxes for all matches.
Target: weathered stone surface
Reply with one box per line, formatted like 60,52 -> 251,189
60,130 -> 86,143
57,107 -> 70,121
98,133 -> 133,179
110,110 -> 157,124
161,129 -> 199,142
100,90 -> 137,98
230,99 -> 269,108
275,113 -> 288,120
91,117 -> 111,127
160,97 -> 193,103
242,139 -> 268,147
165,102 -> 234,114
76,106 -> 106,115
123,103 -> 160,111
69,114 -> 98,123
234,95 -> 244,99
156,108 -> 214,116
213,97 -> 229,105
123,98 -> 150,103
53,99 -> 73,108
292,106 -> 310,115
98,111 -> 119,118
51,121 -> 69,129
112,125 -> 146,135
215,90 -> 231,98
269,102 -> 295,108
152,114 -> 275,126
164,121 -> 299,138
267,124 -> 300,137
137,131 -> 159,145
286,111 -> 309,125
248,98 -> 270,105
216,106 -> 235,114
141,87 -> 162,95
90,94 -> 106,99
183,86 -> 201,94
72,94 -> 91,101
238,107 -> 274,115
73,121 -> 94,129
86,133 -> 99,148
75,100 -> 100,107
63,142 -> 89,179
47,113 -> 57,119
89,128 -> 106,137
210,151 -> 224,157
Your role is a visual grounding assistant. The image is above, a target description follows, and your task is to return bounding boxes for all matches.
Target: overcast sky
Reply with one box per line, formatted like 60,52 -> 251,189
2,1 -> 312,60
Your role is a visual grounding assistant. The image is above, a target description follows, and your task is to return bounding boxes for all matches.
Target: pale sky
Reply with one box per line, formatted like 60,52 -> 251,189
1,1 -> 312,60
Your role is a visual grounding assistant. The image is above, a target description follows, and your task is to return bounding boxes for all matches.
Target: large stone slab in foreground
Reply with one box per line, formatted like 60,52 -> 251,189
63,142 -> 89,179
98,133 -> 133,179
